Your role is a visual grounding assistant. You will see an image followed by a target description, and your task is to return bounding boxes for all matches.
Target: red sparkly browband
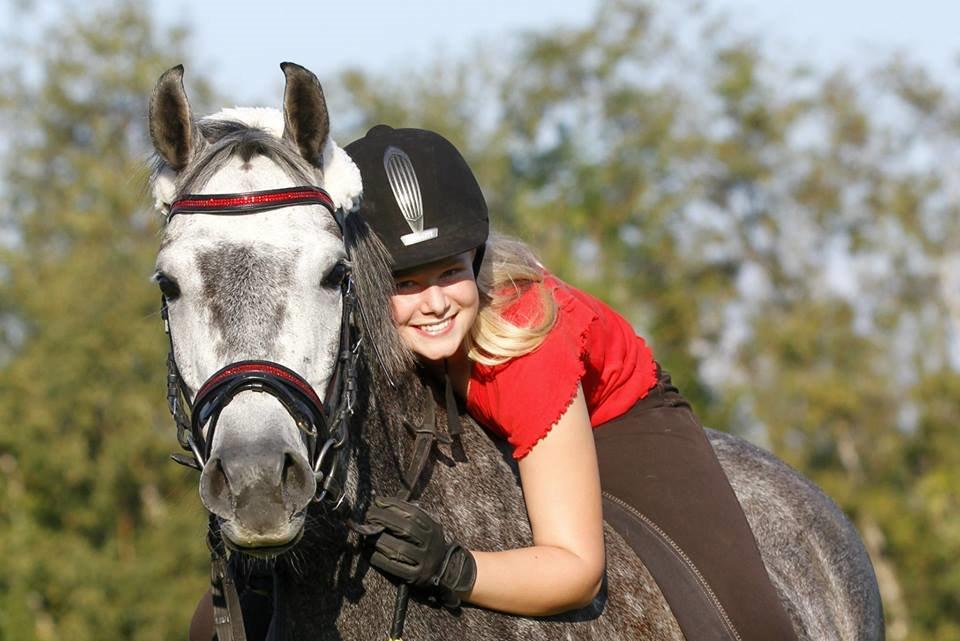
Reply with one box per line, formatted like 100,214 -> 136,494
168,186 -> 334,219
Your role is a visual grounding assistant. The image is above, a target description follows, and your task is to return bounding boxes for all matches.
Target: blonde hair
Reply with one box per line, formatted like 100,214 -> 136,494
466,233 -> 558,366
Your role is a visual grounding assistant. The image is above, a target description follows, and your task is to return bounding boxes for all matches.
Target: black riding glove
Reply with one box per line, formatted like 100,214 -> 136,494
366,496 -> 477,605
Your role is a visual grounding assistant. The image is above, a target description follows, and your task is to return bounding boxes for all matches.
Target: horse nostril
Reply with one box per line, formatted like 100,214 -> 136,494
200,457 -> 234,519
210,459 -> 229,497
282,452 -> 295,484
281,451 -> 314,508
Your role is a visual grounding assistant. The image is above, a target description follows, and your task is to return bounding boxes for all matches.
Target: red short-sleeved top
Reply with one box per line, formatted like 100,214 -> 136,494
466,275 -> 658,459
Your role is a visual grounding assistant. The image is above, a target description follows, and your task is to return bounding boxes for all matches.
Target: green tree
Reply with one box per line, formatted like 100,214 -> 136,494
0,3 -> 213,639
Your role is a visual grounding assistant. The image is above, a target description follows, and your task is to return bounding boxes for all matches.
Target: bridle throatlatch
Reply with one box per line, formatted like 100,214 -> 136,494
160,185 -> 360,641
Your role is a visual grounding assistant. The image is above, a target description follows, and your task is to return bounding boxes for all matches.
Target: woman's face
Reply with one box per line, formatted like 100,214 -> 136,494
390,252 -> 479,364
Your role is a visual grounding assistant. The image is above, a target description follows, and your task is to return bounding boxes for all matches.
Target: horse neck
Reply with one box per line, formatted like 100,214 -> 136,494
290,360 -> 429,548
355,349 -> 431,481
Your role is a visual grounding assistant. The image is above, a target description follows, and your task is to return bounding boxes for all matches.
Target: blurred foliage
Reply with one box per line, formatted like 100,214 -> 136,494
1,0 -> 959,639
0,2 -> 214,640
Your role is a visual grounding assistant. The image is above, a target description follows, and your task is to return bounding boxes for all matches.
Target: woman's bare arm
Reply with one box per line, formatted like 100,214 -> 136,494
462,385 -> 605,615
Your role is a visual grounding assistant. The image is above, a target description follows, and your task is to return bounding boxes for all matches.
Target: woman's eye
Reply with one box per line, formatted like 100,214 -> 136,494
441,266 -> 465,280
155,273 -> 181,300
393,279 -> 419,293
322,262 -> 350,289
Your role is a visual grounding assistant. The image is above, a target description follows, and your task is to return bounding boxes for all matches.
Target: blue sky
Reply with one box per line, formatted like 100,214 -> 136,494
151,0 -> 958,106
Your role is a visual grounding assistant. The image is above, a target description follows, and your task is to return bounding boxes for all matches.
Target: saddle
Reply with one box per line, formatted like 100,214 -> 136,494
602,494 -> 740,641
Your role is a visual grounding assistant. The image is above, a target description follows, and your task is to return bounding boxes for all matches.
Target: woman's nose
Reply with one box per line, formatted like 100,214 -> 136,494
420,285 -> 449,315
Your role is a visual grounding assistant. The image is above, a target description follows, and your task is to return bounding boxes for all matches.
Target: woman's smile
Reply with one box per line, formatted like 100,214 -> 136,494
414,314 -> 456,336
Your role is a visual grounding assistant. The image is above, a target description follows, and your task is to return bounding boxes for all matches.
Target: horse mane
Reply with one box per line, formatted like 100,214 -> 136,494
343,210 -> 416,386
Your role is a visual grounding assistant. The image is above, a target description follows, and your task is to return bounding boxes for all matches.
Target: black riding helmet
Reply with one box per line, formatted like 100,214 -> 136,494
345,125 -> 488,275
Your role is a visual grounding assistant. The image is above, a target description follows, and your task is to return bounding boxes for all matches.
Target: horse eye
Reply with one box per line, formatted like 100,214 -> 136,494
321,262 -> 349,289
155,273 -> 181,300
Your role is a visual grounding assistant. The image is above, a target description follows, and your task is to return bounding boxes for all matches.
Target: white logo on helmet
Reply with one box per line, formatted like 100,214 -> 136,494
383,146 -> 438,246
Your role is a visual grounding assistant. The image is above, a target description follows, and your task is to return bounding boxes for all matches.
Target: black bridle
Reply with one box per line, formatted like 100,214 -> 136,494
161,185 -> 359,508
159,184 -> 366,641
160,184 -> 428,641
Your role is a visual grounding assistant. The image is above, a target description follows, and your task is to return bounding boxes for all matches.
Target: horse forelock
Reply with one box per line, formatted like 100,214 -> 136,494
181,122 -> 316,195
205,107 -> 285,137
202,107 -> 364,212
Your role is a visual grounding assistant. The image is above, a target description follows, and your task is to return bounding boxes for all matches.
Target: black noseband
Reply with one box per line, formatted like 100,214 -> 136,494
191,361 -> 327,462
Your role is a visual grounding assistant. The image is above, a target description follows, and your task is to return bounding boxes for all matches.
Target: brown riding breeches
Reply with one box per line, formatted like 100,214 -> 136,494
594,367 -> 799,641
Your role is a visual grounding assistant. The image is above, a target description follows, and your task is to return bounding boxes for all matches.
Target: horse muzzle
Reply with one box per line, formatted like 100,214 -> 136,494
198,396 -> 318,547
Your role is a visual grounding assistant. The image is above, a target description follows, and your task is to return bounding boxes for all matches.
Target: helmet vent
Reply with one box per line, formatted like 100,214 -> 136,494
383,146 -> 438,246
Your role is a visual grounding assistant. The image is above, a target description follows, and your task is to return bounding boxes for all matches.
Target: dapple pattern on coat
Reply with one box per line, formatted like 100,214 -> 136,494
148,62 -> 884,641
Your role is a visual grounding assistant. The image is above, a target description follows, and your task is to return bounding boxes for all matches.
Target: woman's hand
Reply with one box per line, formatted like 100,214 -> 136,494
366,496 -> 477,604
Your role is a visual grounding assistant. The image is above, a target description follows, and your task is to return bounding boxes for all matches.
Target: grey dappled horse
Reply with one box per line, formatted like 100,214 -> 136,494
149,63 -> 884,641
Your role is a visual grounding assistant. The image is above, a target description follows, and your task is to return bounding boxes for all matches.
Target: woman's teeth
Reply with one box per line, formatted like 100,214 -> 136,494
419,318 -> 452,335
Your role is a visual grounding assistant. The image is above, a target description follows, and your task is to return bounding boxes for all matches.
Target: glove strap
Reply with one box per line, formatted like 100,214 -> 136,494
434,543 -> 478,599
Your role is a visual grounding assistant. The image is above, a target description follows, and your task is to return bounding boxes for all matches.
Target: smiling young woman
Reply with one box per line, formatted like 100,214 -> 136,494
341,125 -> 801,641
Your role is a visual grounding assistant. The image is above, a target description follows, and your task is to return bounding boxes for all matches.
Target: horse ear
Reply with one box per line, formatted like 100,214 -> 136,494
149,64 -> 198,171
280,62 -> 330,168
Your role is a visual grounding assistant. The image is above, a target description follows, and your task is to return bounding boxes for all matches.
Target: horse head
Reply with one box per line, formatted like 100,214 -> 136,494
149,63 -> 405,556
